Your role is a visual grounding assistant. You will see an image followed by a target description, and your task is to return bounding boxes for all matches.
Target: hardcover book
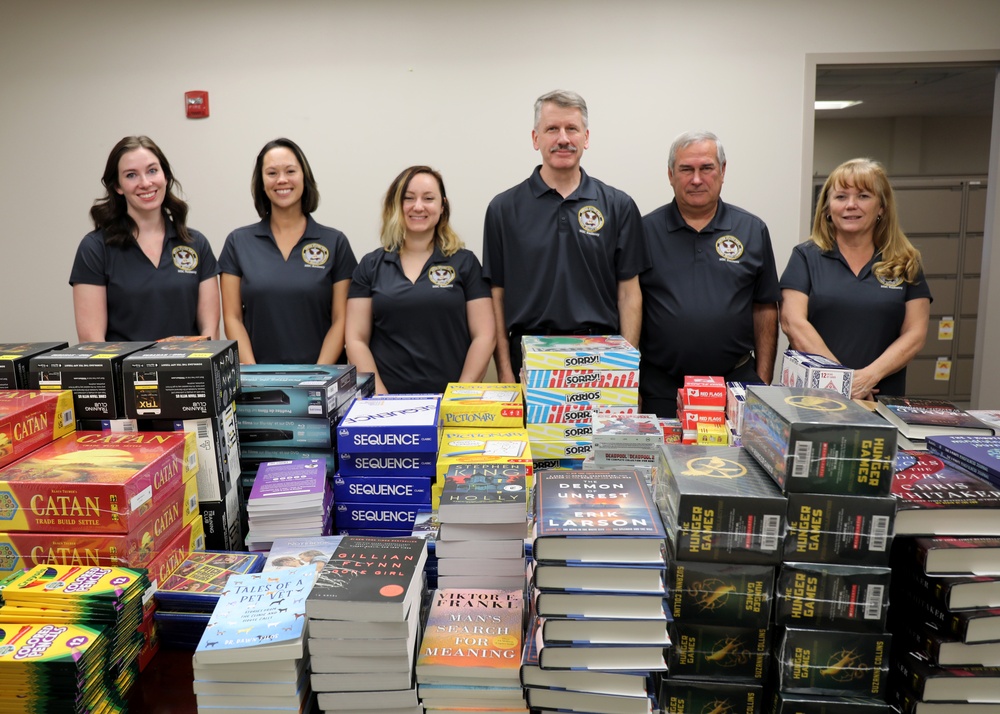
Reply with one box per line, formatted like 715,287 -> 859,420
927,434 -> 1000,487
784,491 -> 894,564
901,536 -> 1000,575
525,686 -> 653,714
876,396 -> 994,439
537,615 -> 669,646
531,590 -> 667,621
775,562 -> 891,632
670,561 -> 774,627
897,618 -> 1000,667
894,649 -> 1000,702
892,450 -> 1000,535
742,385 -> 897,495
899,569 -> 1000,611
894,585 -> 1000,644
534,628 -> 667,672
305,536 -> 427,621
775,627 -> 890,697
438,463 -> 528,524
532,469 -> 667,566
532,562 -> 666,595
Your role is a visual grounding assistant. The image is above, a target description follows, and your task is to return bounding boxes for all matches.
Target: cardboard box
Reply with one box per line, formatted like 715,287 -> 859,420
30,341 -> 155,419
781,350 -> 854,399
337,451 -> 436,477
529,439 -> 592,460
199,484 -> 241,551
334,501 -> 424,530
440,383 -> 524,428
237,364 -> 356,418
239,445 -> 336,478
523,368 -> 640,389
678,375 -> 726,410
336,397 -> 440,453
0,430 -> 196,533
237,415 -> 334,448
0,342 -> 68,389
526,422 -> 593,441
333,474 -> 431,504
524,385 -> 639,409
521,335 -> 640,371
122,339 -> 240,419
0,390 -> 76,469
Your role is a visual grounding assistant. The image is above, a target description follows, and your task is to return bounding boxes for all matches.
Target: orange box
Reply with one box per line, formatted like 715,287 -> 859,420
0,430 -> 196,533
0,390 -> 76,469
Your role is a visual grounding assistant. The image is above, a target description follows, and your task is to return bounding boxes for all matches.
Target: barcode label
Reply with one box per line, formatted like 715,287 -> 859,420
761,515 -> 781,551
60,409 -> 74,428
187,493 -> 198,515
121,420 -> 137,433
869,515 -> 891,551
864,584 -> 885,619
197,421 -> 210,440
791,441 -> 813,478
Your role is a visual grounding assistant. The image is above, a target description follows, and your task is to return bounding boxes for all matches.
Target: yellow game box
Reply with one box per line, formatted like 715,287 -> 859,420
440,383 -> 524,428
529,439 -> 592,460
0,390 -> 76,470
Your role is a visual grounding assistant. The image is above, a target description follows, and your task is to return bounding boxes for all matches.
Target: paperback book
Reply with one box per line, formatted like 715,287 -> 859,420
876,396 -> 995,440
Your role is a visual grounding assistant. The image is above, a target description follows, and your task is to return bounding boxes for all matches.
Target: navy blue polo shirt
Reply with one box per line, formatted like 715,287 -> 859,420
780,240 -> 932,396
219,216 -> 357,364
69,222 -> 219,341
639,199 -> 780,381
482,166 -> 649,333
349,246 -> 491,394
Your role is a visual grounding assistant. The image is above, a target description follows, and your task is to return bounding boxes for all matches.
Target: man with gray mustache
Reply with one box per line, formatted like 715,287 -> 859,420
482,89 -> 650,382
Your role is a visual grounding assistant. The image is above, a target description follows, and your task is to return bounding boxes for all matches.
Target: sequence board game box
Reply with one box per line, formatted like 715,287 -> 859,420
521,335 -> 640,371
524,368 -> 640,389
784,492 -> 895,565
671,561 -> 774,627
333,474 -> 431,504
30,341 -> 154,419
669,621 -> 770,681
657,444 -> 787,564
0,430 -> 197,533
0,389 -> 76,469
237,415 -> 333,448
336,397 -> 439,453
237,364 -> 356,417
660,678 -> 763,714
338,450 -> 436,477
0,342 -> 68,389
334,502 -> 424,530
122,339 -> 240,419
775,628 -> 890,697
775,562 -> 891,631
439,382 -> 524,428
741,386 -> 897,495
780,349 -> 854,399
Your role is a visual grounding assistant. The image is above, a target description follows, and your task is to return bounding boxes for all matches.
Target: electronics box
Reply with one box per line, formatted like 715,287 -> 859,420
237,415 -> 333,449
237,364 -> 357,418
0,342 -> 68,390
199,485 -> 242,551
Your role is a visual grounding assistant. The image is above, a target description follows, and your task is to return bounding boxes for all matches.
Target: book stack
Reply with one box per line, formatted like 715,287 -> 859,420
525,469 -> 668,713
521,335 -> 640,470
193,564 -> 316,713
305,535 -> 428,714
676,375 -> 729,445
245,458 -> 333,551
875,396 -> 995,451
656,444 -> 784,708
888,444 -> 1000,712
335,397 -> 439,535
436,463 -> 528,590
583,411 -> 664,490
416,588 -> 526,712
741,386 -> 897,709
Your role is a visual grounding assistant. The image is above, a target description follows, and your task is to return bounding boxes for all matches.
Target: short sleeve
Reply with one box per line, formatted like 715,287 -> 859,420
348,250 -> 379,299
457,250 -> 491,302
331,233 -> 359,283
907,267 -> 933,303
753,223 -> 782,303
481,199 -> 505,287
190,230 -> 221,281
613,194 -> 651,281
69,232 -> 108,287
779,244 -> 812,295
217,232 -> 243,277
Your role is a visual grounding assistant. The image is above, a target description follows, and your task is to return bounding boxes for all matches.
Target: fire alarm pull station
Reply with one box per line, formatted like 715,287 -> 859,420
185,91 -> 209,119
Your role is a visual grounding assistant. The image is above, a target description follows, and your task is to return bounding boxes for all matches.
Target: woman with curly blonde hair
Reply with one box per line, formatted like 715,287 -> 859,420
779,158 -> 931,399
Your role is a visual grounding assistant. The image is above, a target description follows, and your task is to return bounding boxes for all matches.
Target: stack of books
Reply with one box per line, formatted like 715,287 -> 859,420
335,397 -> 439,535
583,411 -> 664,489
524,469 -> 668,713
192,564 -> 316,712
245,458 -> 333,551
874,396 -> 995,451
416,588 -> 526,712
436,463 -> 528,590
305,535 -> 428,714
676,375 -> 729,445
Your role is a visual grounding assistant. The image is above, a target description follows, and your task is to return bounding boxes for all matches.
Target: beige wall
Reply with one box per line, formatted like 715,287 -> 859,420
2,0 -> 999,398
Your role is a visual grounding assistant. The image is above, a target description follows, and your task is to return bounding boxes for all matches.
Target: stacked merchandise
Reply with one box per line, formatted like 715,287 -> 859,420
0,342 -> 68,389
779,349 -> 853,399
153,550 -> 266,648
583,411 -> 663,490
521,335 -> 640,471
305,535 -> 428,714
0,563 -> 150,705
888,445 -> 1000,712
874,396 -> 995,451
436,463 -> 528,590
245,458 -> 334,551
435,427 -> 532,510
237,364 -> 356,539
262,534 -> 344,574
675,375 -> 729,445
656,444 -> 785,711
193,564 -> 316,712
416,588 -> 526,712
335,397 -> 439,535
741,385 -> 897,712
411,512 -> 440,590
525,469 -> 668,713
726,381 -> 749,447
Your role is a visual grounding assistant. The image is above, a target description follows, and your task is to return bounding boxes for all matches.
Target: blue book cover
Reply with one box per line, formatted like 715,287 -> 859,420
927,434 -> 1000,486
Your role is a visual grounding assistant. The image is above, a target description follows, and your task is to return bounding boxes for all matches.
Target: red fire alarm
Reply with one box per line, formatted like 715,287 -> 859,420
185,91 -> 209,119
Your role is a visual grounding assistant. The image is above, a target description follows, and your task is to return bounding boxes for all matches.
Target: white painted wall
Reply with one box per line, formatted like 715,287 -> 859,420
2,0 -> 999,398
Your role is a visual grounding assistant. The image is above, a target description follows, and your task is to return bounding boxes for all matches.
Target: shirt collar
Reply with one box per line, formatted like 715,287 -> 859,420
253,214 -> 320,242
528,166 -> 596,200
664,198 -> 731,233
383,243 -> 447,266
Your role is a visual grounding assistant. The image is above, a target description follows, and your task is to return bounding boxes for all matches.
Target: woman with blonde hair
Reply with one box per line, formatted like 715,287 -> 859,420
346,165 -> 494,394
779,158 -> 931,399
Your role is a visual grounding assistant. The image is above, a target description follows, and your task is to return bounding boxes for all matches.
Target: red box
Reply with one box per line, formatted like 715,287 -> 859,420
678,408 -> 727,432
678,375 -> 726,410
0,390 -> 76,469
0,430 -> 196,533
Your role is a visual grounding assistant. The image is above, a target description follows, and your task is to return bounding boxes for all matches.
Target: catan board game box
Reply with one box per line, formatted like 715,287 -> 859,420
0,389 -> 76,470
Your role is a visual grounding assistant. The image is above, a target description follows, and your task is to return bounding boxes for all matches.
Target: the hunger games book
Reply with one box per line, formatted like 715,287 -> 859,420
776,627 -> 890,697
660,678 -> 763,714
775,562 -> 891,632
784,491 -> 895,565
876,396 -> 994,440
668,621 -> 770,682
670,560 -> 773,628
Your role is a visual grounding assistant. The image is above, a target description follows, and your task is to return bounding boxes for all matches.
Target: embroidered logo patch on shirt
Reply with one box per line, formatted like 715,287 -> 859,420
715,235 -> 744,261
577,205 -> 605,234
876,274 -> 904,289
302,243 -> 330,267
428,265 -> 456,287
172,246 -> 199,272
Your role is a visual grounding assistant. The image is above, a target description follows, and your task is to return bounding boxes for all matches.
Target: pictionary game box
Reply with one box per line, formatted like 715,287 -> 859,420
440,382 -> 524,428
29,341 -> 154,419
0,389 -> 76,470
237,364 -> 356,418
520,335 -> 640,371
0,342 -> 68,389
336,397 -> 440,453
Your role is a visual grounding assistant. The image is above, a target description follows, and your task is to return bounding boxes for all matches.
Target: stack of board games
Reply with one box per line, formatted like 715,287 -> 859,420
521,335 -> 640,470
152,550 -> 265,648
739,386 -> 896,708
779,349 -> 854,400
335,396 -> 438,534
436,463 -> 528,590
656,444 -> 782,706
416,588 -> 526,712
304,536 -> 428,714
525,469 -> 667,712
0,342 -> 68,389
245,458 -> 333,551
584,411 -> 663,489
193,564 -> 316,712
0,563 -> 150,702
676,375 -> 728,445
888,444 -> 1000,712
